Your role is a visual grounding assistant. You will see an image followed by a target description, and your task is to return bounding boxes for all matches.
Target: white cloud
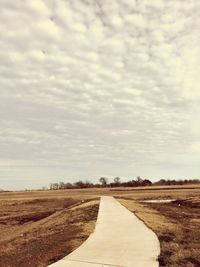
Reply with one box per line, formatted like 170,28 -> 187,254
0,0 -> 199,189
26,0 -> 50,16
126,13 -> 147,28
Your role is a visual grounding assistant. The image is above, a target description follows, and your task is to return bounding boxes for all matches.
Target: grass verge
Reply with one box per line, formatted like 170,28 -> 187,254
119,197 -> 200,267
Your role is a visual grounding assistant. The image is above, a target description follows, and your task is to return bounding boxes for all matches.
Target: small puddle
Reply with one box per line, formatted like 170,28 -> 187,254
141,199 -> 176,203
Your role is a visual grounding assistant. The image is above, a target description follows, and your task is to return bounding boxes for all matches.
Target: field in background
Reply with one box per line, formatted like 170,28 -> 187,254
0,184 -> 199,267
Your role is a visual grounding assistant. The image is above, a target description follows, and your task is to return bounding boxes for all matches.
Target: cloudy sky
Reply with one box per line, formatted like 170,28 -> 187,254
0,0 -> 200,190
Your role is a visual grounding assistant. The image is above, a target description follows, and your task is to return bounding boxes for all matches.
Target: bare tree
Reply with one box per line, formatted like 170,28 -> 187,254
113,177 -> 121,185
99,177 -> 108,186
59,182 -> 65,189
50,183 -> 59,190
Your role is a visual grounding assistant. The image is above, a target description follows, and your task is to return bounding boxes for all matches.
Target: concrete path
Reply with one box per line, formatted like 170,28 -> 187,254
48,196 -> 160,267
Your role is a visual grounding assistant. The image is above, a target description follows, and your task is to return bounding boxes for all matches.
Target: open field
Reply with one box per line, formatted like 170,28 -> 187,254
119,197 -> 200,267
0,184 -> 199,267
0,195 -> 99,267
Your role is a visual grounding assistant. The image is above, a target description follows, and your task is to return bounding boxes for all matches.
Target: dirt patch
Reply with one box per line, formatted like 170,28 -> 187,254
0,197 -> 99,267
0,211 -> 55,225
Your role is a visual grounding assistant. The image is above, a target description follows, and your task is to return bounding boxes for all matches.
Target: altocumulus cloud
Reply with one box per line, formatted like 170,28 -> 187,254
0,0 -> 200,189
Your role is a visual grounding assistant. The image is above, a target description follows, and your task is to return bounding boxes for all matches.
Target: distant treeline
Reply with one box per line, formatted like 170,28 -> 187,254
49,177 -> 200,190
154,178 -> 200,186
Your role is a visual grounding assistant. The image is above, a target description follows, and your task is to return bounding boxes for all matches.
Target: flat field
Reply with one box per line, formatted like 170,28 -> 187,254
0,184 -> 199,267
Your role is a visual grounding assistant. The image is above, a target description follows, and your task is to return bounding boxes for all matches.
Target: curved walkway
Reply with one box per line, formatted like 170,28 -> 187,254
48,196 -> 160,267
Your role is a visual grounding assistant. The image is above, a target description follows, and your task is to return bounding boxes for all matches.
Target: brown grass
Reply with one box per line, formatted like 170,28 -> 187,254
0,197 -> 99,267
0,184 -> 199,267
118,189 -> 200,267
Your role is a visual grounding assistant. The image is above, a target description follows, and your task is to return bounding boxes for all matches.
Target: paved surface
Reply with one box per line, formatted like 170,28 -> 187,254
48,196 -> 160,267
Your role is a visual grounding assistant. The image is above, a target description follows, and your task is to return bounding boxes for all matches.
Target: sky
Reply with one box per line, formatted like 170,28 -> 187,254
0,0 -> 200,190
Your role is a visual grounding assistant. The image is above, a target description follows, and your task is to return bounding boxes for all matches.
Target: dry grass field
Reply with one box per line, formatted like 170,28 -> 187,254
0,184 -> 199,267
117,185 -> 200,267
0,192 -> 99,267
